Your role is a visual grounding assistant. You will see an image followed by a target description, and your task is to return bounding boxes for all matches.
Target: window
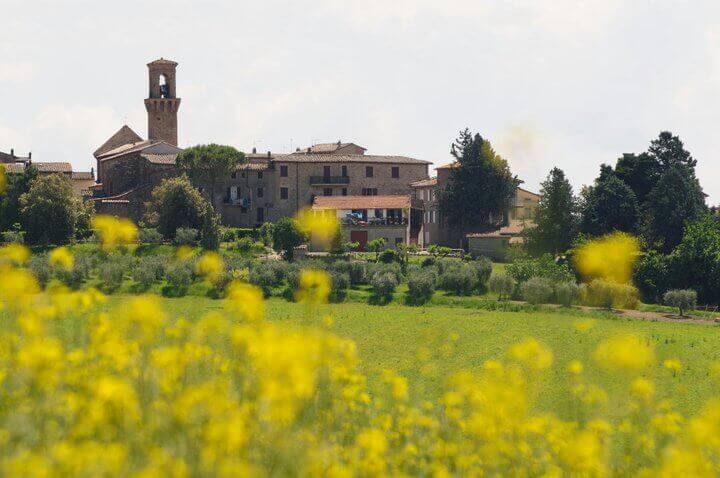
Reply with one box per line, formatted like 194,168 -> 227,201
362,188 -> 378,196
323,188 -> 333,196
391,166 -> 399,178
280,187 -> 288,199
374,209 -> 383,218
341,165 -> 348,177
323,166 -> 331,177
365,166 -> 373,178
257,187 -> 264,198
280,165 -> 288,177
258,171 -> 263,179
341,188 -> 347,196
231,171 -> 237,179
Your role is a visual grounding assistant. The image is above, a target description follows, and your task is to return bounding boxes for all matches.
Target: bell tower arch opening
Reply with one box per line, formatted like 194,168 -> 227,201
144,58 -> 181,145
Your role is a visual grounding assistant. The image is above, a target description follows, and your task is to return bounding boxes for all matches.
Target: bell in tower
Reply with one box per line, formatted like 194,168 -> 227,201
144,58 -> 181,146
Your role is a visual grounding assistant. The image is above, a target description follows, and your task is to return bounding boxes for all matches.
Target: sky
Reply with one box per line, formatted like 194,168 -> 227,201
2,1 -> 720,203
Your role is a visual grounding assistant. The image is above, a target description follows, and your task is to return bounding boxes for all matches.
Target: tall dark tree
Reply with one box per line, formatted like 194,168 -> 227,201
176,144 -> 245,211
580,164 -> 639,236
438,129 -> 519,230
642,164 -> 706,253
648,131 -> 696,169
525,167 -> 578,255
0,164 -> 37,231
614,152 -> 660,205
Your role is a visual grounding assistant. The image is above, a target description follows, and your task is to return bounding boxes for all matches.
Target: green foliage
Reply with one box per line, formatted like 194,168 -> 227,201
199,209 -> 221,250
343,242 -> 360,252
581,279 -> 639,310
271,217 -> 305,261
663,289 -> 697,317
633,250 -> 673,304
163,263 -> 193,297
138,228 -> 163,244
366,238 -> 386,261
27,255 -> 52,289
258,223 -> 274,246
437,129 -> 519,229
328,271 -> 350,303
250,261 -> 287,296
580,165 -> 639,236
235,236 -> 255,254
521,277 -> 554,305
642,165 -> 705,253
488,273 -> 515,300
329,229 -> 344,255
174,228 -> 198,246
406,271 -> 435,305
19,174 -> 85,245
555,281 -> 580,307
131,257 -> 166,292
506,254 -> 574,284
176,144 -> 245,210
146,176 -> 212,240
0,163 -> 37,232
370,272 -> 398,304
1,225 -> 25,244
98,258 -> 127,293
56,255 -> 92,290
614,152 -> 661,205
525,167 -> 578,255
436,264 -> 478,296
469,257 -> 492,292
378,249 -> 397,264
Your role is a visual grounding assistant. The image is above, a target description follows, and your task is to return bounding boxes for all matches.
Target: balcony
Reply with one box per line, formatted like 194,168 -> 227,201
309,175 -> 350,185
340,217 -> 408,227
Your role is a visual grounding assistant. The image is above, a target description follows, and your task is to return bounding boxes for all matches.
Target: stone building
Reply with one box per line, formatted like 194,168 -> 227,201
0,148 -> 95,197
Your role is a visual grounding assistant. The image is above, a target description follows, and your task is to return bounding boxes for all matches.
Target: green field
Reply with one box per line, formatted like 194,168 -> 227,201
102,294 -> 720,418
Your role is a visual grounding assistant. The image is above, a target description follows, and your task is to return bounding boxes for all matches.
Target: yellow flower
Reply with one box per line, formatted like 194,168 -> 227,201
195,251 -> 224,284
0,243 -> 30,266
663,358 -> 682,373
574,318 -> 595,332
295,208 -> 339,246
574,232 -> 639,284
225,281 -> 264,321
594,334 -> 654,373
567,360 -> 584,375
49,246 -> 74,271
507,338 -> 553,371
176,245 -> 194,261
0,164 -> 5,194
631,377 -> 655,401
92,215 -> 138,250
295,269 -> 331,306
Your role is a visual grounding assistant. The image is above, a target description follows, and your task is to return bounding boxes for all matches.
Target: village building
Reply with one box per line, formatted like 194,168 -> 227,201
0,148 -> 95,197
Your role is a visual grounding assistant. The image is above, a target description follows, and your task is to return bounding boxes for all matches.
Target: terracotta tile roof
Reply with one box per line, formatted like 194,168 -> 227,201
304,142 -> 367,154
517,186 -> 540,197
94,125 -> 143,157
34,162 -> 72,173
284,153 -> 430,165
435,161 -> 458,170
2,163 -> 25,174
72,171 -> 94,180
313,195 -> 412,210
97,140 -> 153,160
237,162 -> 270,171
410,178 -> 437,187
141,153 -> 178,165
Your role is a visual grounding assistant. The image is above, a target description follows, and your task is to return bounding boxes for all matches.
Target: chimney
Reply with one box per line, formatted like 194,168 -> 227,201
337,140 -> 341,146
252,147 -> 257,154
267,150 -> 271,158
28,152 -> 32,159
295,147 -> 300,152
10,148 -> 14,157
91,167 -> 95,178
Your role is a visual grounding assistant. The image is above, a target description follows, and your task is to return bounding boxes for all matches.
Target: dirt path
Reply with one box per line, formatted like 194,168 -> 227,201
575,305 -> 720,325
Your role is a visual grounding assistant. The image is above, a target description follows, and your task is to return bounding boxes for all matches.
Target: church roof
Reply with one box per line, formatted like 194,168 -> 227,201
96,140 -> 154,160
34,162 -> 73,173
147,58 -> 178,66
94,125 -> 144,158
141,153 -> 178,165
305,142 -> 367,154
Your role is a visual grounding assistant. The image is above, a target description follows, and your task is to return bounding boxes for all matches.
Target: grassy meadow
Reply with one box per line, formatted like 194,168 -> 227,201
98,293 -> 720,418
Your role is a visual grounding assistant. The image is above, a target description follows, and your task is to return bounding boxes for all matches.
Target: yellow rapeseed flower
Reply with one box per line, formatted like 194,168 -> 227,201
567,360 -> 584,375
225,281 -> 264,321
295,208 -> 339,247
594,334 -> 654,373
574,232 -> 639,284
48,246 -> 74,271
663,358 -> 682,374
631,377 -> 655,401
295,268 -> 331,306
195,251 -> 224,284
92,215 -> 138,250
0,243 -> 30,266
574,318 -> 596,333
176,245 -> 194,261
507,338 -> 553,371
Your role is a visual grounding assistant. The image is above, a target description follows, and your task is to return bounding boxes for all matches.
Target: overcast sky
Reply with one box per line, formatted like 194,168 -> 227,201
2,1 -> 720,202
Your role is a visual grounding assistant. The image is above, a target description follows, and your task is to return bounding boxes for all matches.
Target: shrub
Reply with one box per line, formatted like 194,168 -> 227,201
98,259 -> 126,293
163,263 -> 193,297
174,228 -> 198,246
131,256 -> 166,292
27,255 -> 52,289
581,279 -> 639,310
507,254 -> 574,284
236,236 -> 255,254
370,272 -> 398,304
521,277 -> 554,305
378,249 -> 398,264
1,229 -> 24,244
436,264 -> 478,295
420,257 -> 435,268
663,289 -> 697,317
272,217 -> 305,261
138,228 -> 163,244
56,255 -> 92,290
347,262 -> 366,285
469,257 -> 492,292
329,271 -> 350,302
488,273 -> 515,300
555,281 -> 580,307
220,227 -> 237,243
367,262 -> 402,284
199,210 -> 221,250
406,271 -> 435,305
633,250 -> 673,304
250,261 -> 286,296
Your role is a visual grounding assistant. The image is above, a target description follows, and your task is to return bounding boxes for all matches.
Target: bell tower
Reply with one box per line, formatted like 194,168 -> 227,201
144,58 -> 181,146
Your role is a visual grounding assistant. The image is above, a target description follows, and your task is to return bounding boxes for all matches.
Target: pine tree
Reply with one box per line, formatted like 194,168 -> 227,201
525,167 -> 578,255
580,165 -> 639,236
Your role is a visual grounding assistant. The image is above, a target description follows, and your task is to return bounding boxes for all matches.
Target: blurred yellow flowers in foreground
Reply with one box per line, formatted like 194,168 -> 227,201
575,232 -> 640,284
295,208 -> 339,246
91,215 -> 139,250
0,164 -> 6,194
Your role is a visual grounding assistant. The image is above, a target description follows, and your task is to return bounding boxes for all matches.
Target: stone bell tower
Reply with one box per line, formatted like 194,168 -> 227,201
144,58 -> 181,146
